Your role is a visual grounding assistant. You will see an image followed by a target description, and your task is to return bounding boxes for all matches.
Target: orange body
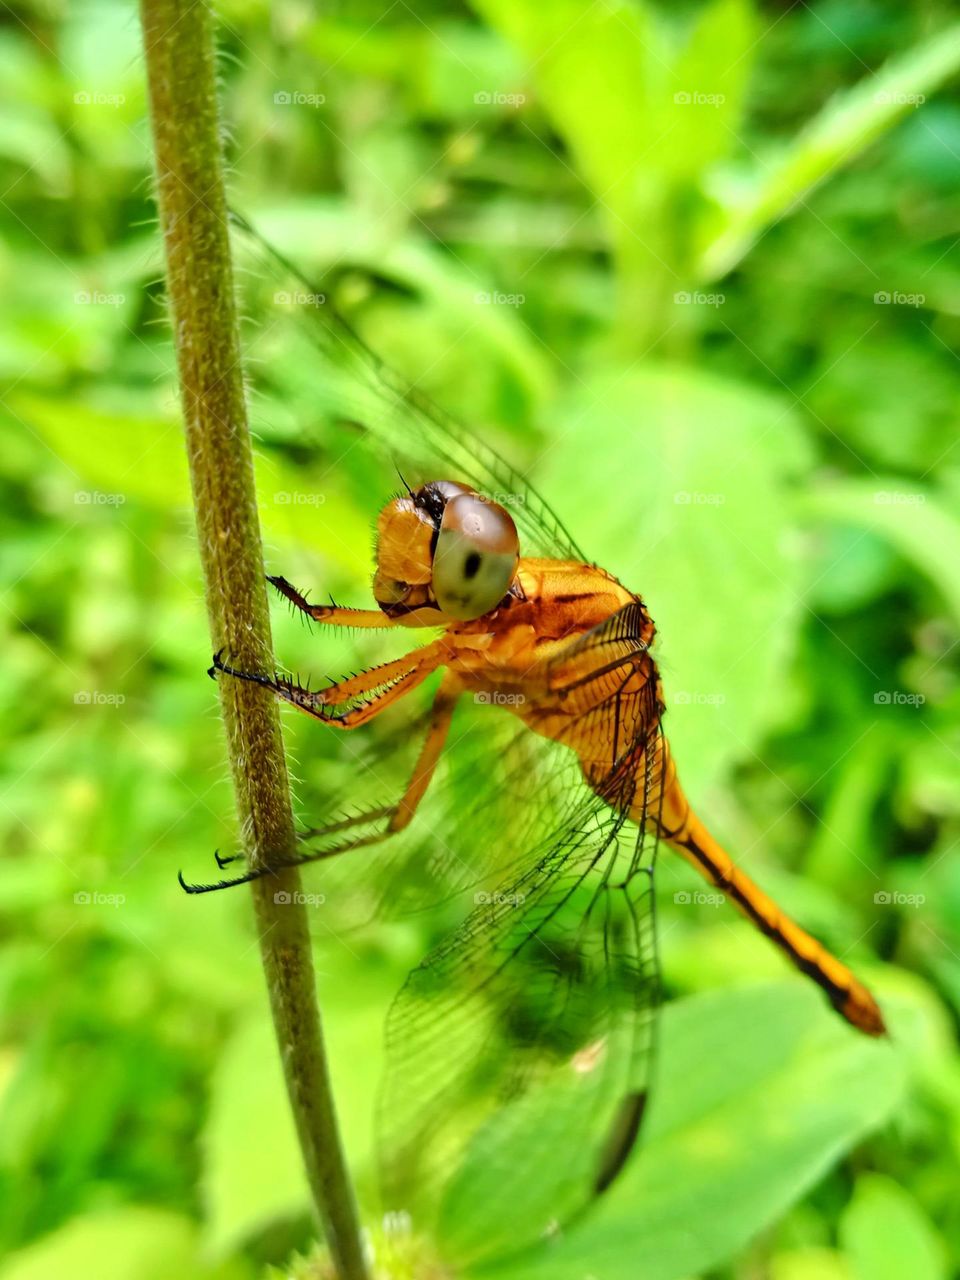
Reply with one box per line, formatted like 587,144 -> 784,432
435,557 -> 885,1038
206,518 -> 884,1039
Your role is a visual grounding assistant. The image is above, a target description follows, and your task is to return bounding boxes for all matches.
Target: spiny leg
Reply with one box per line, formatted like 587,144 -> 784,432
208,639 -> 444,728
268,574 -> 396,629
181,666 -> 459,893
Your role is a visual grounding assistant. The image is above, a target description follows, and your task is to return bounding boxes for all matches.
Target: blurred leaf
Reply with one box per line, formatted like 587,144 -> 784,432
0,1209 -> 221,1280
803,480 -> 960,625
702,22 -> 960,277
11,394 -> 188,509
474,0 -> 758,334
667,0 -> 758,181
484,983 -> 903,1280
201,975 -> 385,1257
540,362 -> 810,793
248,200 -> 554,415
201,1013 -> 310,1256
840,1174 -> 946,1280
772,1247 -> 854,1280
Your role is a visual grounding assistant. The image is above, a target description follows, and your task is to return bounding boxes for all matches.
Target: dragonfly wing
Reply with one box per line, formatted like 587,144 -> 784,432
231,214 -> 584,562
377,778 -> 661,1267
285,694 -> 604,930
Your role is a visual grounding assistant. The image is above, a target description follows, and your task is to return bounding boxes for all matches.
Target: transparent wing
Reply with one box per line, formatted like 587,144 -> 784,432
377,745 -> 662,1268
230,211 -> 584,562
281,693 -> 605,932
374,606 -> 665,1267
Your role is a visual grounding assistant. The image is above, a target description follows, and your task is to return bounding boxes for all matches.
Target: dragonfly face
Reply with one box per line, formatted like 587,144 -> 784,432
373,480 -> 520,625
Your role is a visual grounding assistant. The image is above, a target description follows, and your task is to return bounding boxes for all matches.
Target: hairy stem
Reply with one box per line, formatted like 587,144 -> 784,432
139,3 -> 369,1275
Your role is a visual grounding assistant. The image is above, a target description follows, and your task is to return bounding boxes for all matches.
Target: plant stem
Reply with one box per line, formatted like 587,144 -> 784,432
139,4 -> 370,1276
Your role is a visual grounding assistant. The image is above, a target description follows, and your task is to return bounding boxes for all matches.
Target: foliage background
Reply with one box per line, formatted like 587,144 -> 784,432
1,0 -> 959,1276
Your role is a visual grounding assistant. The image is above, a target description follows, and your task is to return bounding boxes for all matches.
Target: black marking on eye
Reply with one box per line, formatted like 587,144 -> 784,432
464,551 -> 481,579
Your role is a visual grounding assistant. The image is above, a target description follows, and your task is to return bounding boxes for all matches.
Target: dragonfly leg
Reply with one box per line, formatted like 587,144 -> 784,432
209,640 -> 445,728
180,673 -> 461,893
268,574 -> 395,628
388,671 -> 461,832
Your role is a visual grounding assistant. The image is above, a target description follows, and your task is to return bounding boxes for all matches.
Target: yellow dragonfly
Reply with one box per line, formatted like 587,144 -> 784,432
182,216 -> 885,1267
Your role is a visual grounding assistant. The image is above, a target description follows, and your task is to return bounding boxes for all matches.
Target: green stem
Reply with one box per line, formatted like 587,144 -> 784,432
138,4 -> 370,1277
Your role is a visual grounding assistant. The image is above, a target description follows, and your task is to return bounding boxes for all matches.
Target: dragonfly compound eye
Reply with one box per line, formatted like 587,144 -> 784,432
432,493 -> 519,620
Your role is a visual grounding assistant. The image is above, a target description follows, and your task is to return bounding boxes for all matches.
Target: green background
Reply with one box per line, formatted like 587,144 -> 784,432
1,0 -> 959,1277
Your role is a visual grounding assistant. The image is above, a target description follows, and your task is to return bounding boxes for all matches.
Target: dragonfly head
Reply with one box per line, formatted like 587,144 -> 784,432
374,480 -> 520,625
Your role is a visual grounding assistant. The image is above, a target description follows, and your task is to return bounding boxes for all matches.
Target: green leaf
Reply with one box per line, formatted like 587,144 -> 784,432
201,977 -> 386,1256
840,1174 -> 946,1280
667,0 -> 758,181
701,23 -> 960,277
802,480 -> 960,626
540,363 -> 810,794
10,393 -> 190,509
771,1248 -> 854,1280
473,0 -> 758,336
482,984 -> 904,1280
201,1013 -> 311,1256
0,1209 -> 215,1280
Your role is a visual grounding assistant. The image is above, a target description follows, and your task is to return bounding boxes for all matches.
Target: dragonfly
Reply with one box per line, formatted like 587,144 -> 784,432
182,213 -> 886,1268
